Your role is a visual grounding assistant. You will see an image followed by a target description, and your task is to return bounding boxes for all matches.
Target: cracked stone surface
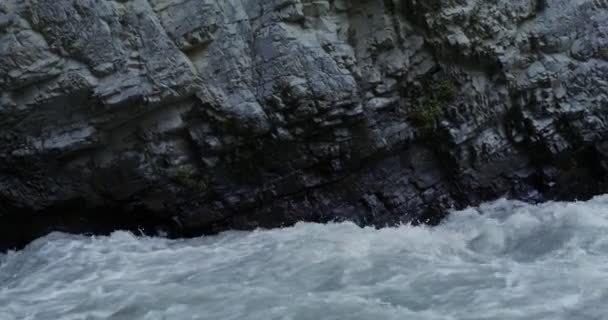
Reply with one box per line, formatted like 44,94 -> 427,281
1,0 -> 608,249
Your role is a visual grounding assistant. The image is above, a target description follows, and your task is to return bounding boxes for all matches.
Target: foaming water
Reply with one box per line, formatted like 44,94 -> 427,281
2,196 -> 608,320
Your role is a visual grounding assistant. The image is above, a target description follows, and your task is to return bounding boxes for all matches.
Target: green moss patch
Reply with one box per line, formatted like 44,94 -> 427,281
410,79 -> 457,129
174,166 -> 207,192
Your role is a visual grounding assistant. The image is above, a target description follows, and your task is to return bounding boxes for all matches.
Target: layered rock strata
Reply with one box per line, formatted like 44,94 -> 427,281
1,0 -> 607,249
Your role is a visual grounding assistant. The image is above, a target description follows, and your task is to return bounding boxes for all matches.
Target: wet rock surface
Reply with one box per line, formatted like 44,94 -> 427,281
1,0 -> 607,250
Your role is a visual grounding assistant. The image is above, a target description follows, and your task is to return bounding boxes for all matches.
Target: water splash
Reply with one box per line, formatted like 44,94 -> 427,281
2,196 -> 608,320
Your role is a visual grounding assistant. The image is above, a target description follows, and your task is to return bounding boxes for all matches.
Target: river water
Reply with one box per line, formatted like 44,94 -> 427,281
2,196 -> 608,320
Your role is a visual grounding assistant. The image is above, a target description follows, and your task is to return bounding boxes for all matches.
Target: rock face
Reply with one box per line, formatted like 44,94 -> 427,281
1,0 -> 607,249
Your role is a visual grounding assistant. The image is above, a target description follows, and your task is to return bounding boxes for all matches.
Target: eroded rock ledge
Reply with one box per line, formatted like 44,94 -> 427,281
1,0 -> 608,250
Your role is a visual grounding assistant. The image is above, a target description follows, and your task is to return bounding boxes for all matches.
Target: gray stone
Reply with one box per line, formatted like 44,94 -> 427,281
1,0 -> 607,250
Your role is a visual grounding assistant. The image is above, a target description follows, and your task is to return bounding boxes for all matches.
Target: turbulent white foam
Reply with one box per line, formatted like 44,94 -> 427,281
2,196 -> 608,320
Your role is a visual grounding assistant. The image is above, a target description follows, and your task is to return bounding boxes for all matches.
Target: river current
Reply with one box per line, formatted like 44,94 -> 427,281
2,196 -> 608,319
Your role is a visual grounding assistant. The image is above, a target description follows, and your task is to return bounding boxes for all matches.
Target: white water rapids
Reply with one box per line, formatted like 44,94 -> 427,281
2,196 -> 608,320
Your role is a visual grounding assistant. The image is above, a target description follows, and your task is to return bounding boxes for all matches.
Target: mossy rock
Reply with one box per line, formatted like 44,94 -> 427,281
410,79 -> 457,129
174,166 -> 207,192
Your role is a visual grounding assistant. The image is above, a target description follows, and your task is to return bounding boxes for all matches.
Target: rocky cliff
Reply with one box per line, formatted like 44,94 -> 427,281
1,0 -> 607,250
